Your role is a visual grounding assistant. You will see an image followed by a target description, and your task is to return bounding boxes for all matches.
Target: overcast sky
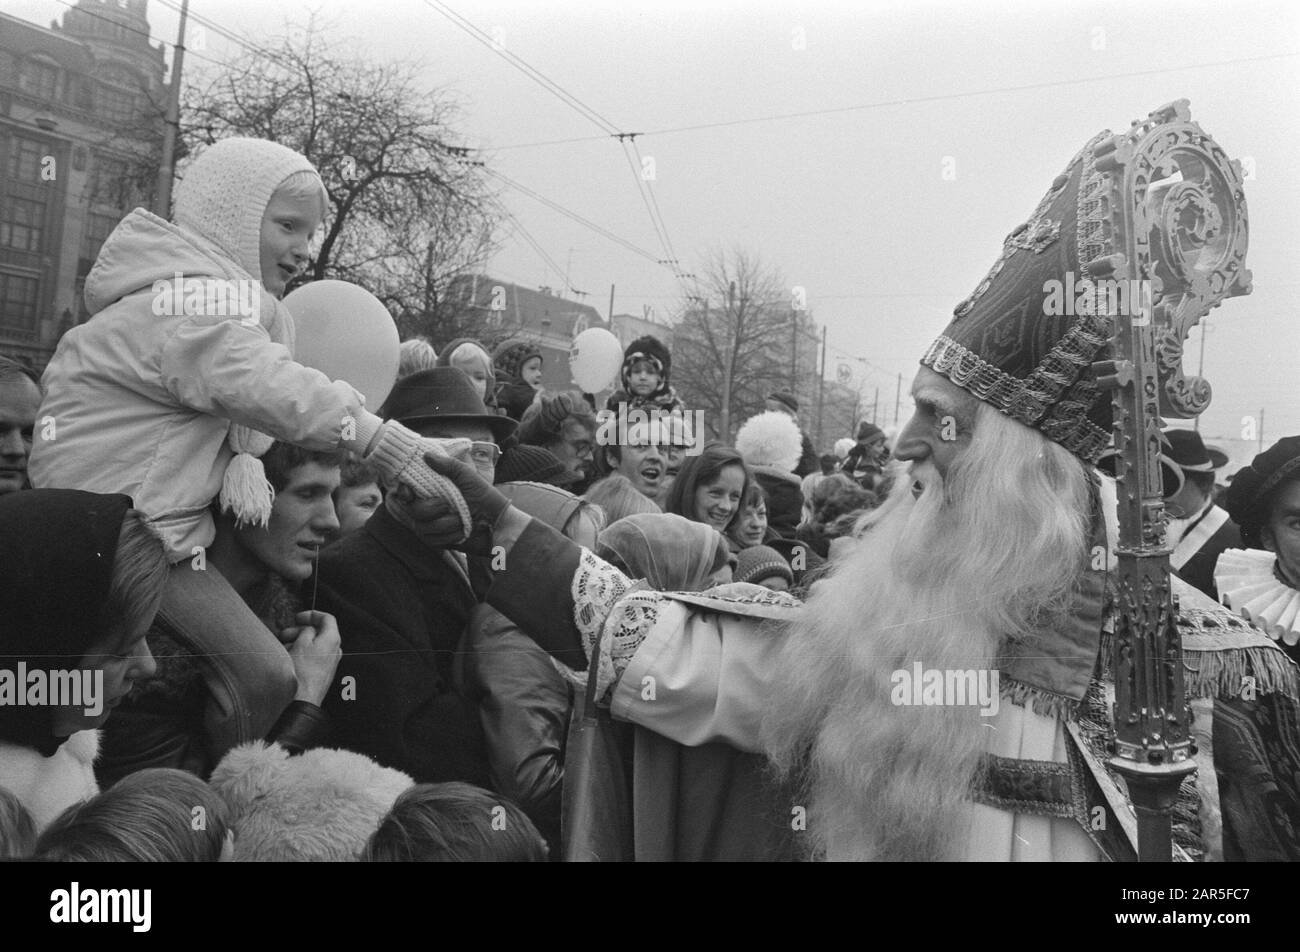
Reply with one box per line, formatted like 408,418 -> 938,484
11,0 -> 1298,447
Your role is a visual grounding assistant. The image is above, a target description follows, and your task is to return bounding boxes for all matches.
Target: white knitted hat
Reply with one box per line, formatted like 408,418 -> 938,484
173,137 -> 321,284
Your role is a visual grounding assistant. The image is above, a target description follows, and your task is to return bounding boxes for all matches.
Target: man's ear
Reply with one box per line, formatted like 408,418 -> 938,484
1261,525 -> 1278,554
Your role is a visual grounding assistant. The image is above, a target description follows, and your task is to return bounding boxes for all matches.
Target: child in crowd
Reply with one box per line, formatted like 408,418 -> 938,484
604,335 -> 684,415
35,768 -> 231,862
27,138 -> 466,759
398,338 -> 439,379
437,339 -> 497,406
734,545 -> 795,592
362,783 -> 548,862
493,340 -> 545,421
333,454 -> 383,537
0,787 -> 37,859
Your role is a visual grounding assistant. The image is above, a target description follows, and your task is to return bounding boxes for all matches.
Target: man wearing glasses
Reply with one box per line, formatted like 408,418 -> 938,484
313,366 -> 516,786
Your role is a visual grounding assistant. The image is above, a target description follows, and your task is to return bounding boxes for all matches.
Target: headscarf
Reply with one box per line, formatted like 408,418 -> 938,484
596,513 -> 731,592
0,490 -> 131,755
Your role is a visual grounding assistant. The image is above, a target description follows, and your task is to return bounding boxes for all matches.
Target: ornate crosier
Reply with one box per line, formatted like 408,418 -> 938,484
1091,100 -> 1251,861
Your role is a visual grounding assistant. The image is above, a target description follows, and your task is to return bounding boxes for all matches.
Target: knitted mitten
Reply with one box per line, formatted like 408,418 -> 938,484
365,422 -> 474,540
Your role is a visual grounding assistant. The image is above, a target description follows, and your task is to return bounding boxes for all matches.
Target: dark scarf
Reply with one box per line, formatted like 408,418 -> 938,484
0,489 -> 131,755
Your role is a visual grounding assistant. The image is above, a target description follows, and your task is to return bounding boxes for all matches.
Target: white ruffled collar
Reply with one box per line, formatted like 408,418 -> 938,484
1216,548 -> 1300,645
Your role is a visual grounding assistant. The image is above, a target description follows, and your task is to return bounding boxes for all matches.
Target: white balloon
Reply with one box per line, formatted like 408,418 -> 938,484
283,280 -> 401,409
568,327 -> 624,393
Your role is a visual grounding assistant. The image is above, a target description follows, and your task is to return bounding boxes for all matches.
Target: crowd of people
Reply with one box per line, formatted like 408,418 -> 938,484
2,123 -> 1298,863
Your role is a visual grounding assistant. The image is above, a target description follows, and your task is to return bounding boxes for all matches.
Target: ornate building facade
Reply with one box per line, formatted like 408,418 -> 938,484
0,0 -> 166,368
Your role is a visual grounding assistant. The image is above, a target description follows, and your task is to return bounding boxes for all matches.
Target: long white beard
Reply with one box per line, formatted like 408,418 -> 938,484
762,405 -> 1090,861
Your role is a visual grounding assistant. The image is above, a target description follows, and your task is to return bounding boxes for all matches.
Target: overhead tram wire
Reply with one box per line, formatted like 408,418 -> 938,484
489,48 -> 1300,151
616,137 -> 682,280
629,137 -> 681,276
424,1 -> 689,286
422,0 -> 621,136
482,168 -> 664,266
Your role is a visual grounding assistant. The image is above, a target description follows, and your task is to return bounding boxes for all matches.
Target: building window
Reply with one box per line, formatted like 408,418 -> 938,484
19,59 -> 58,100
99,84 -> 137,123
0,272 -> 40,334
81,211 -> 119,262
0,197 -> 45,253
92,155 -> 135,210
8,136 -> 48,183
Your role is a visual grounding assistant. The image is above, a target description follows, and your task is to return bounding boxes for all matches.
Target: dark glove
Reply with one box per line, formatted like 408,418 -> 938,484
387,451 -> 512,554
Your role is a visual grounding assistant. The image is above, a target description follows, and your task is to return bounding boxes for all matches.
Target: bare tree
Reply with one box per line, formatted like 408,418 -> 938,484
180,19 -> 498,340
673,248 -> 792,442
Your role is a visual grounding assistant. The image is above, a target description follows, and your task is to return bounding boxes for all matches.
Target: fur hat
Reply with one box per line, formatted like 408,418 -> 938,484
735,410 -> 803,474
833,437 -> 855,461
621,335 -> 671,387
209,741 -> 413,862
493,340 -> 544,382
173,137 -> 321,285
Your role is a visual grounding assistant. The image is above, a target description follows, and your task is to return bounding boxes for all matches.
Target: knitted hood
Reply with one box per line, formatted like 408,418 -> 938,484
83,209 -> 285,333
173,137 -> 322,286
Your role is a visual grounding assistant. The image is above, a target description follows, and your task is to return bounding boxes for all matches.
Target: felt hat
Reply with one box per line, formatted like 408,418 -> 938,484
379,367 -> 516,442
767,391 -> 798,414
1164,428 -> 1216,473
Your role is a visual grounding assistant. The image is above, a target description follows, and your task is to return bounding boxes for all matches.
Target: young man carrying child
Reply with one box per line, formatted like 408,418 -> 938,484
30,137 -> 461,759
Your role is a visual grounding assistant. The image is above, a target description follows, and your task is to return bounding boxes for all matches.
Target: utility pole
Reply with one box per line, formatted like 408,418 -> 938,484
894,373 -> 902,425
721,282 -> 736,441
154,0 -> 190,217
1259,408 -> 1265,452
872,387 -> 879,425
608,284 -> 615,322
423,241 -> 434,330
790,310 -> 798,394
815,325 -> 827,450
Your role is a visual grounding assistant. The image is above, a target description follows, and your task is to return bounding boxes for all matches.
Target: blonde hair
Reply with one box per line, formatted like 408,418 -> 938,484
399,338 -> 439,378
0,787 -> 36,859
102,510 -> 169,652
273,168 -> 329,222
